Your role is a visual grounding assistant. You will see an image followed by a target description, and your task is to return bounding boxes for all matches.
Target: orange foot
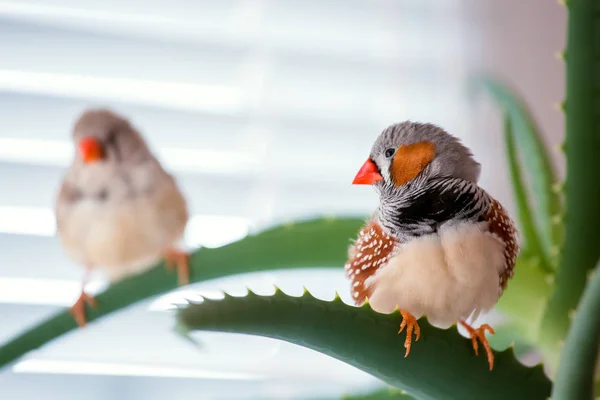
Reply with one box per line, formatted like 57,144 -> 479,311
460,321 -> 495,370
164,248 -> 190,286
398,310 -> 421,357
69,291 -> 97,327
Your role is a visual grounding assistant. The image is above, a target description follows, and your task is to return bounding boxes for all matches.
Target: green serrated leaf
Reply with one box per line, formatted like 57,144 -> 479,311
171,319 -> 205,350
342,387 -> 415,399
539,0 -> 600,373
176,290 -> 552,400
551,263 -> 600,399
502,114 -> 550,273
476,76 -> 562,269
495,253 -> 552,342
486,321 -> 536,360
0,216 -> 365,370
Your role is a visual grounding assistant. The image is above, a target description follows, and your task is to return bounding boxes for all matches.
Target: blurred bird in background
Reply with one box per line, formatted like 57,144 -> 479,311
55,109 -> 190,327
345,121 -> 519,370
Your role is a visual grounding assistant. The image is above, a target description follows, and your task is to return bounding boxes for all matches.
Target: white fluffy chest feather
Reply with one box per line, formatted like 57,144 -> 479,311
364,221 -> 506,329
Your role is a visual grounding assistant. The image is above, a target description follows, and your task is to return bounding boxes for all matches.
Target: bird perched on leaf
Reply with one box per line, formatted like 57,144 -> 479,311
55,109 -> 190,327
345,121 -> 519,370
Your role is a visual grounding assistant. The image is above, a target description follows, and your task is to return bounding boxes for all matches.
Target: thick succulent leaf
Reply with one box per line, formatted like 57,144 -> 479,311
342,387 -> 416,399
477,76 -> 561,268
486,322 -> 535,360
0,216 -> 365,370
495,252 -> 552,342
551,263 -> 600,400
176,289 -> 552,400
540,0 -> 600,371
502,114 -> 549,272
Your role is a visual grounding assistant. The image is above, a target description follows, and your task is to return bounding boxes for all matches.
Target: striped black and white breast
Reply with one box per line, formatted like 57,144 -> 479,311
377,177 -> 492,241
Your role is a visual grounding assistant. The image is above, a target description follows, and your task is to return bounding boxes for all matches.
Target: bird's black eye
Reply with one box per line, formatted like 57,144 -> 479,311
384,148 -> 395,158
105,130 -> 117,146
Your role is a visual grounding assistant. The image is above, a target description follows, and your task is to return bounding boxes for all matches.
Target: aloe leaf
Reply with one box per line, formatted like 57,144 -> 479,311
0,216 -> 365,369
342,387 -> 416,399
176,289 -> 552,400
486,322 -> 535,360
551,263 -> 600,400
477,76 -> 561,269
495,252 -> 552,342
502,114 -> 550,273
539,0 -> 600,370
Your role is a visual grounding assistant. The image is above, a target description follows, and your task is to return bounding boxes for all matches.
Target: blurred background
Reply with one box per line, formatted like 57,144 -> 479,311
0,0 -> 564,399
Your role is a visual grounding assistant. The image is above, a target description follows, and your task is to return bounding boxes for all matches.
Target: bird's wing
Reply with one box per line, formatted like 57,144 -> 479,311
481,195 -> 519,291
345,218 -> 397,305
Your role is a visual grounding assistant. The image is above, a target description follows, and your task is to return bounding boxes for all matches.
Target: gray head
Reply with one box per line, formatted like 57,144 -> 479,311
352,121 -> 481,190
72,108 -> 151,165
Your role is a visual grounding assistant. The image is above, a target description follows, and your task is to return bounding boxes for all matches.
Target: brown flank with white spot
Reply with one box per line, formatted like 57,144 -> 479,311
345,220 -> 398,305
484,197 -> 519,292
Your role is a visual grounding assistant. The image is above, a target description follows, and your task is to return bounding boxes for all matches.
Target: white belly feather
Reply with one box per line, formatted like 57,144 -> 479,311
60,197 -> 183,281
364,221 -> 505,328
56,164 -> 188,282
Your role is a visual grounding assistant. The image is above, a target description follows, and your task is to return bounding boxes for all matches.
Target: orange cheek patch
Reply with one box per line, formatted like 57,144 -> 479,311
391,141 -> 436,186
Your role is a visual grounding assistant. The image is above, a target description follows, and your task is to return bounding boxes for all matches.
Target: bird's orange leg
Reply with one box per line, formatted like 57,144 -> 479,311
164,248 -> 190,286
398,309 -> 421,357
459,320 -> 495,370
69,267 -> 97,327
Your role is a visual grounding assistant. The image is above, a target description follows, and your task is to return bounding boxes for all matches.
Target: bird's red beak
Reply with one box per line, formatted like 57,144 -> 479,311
352,158 -> 383,185
78,136 -> 104,164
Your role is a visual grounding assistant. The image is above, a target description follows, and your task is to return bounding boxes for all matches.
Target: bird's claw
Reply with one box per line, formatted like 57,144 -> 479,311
398,310 -> 420,357
460,321 -> 495,370
164,249 -> 190,286
69,291 -> 97,327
